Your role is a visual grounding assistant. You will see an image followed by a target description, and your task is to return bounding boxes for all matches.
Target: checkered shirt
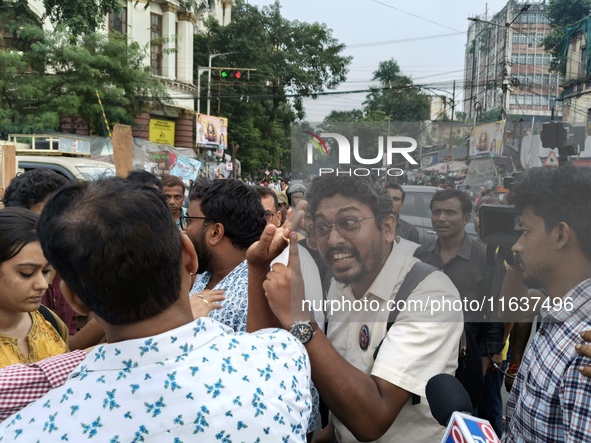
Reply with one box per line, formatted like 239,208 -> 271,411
504,278 -> 591,443
0,350 -> 86,421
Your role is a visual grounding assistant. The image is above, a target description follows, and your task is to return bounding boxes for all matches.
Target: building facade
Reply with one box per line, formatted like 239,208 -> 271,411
17,0 -> 232,149
463,0 -> 559,122
562,15 -> 591,130
108,0 -> 232,148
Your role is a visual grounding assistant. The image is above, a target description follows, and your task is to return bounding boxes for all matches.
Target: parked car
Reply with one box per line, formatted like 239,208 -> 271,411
400,185 -> 477,245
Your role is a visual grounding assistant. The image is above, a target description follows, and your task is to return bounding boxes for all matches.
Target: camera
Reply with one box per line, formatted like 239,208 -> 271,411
478,205 -> 521,249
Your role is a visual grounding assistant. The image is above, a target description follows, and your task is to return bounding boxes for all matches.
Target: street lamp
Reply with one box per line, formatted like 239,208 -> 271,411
468,4 -> 530,120
207,52 -> 234,116
196,52 -> 235,116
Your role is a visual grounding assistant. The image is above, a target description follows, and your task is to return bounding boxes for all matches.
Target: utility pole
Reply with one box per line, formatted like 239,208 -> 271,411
468,4 -> 530,121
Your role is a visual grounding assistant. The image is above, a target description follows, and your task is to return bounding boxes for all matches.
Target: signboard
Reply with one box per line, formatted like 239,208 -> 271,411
469,121 -> 505,157
149,119 -> 176,145
543,151 -> 559,167
226,162 -> 233,171
196,114 -> 228,150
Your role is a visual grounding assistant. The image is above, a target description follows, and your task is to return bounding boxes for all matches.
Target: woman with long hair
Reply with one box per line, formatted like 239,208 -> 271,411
0,207 -> 68,367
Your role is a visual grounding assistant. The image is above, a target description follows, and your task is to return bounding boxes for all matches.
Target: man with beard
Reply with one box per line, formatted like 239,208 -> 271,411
161,175 -> 187,229
183,179 -> 266,333
504,166 -> 591,443
251,175 -> 463,442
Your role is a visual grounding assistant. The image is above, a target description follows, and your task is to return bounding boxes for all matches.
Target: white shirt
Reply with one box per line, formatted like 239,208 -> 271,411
326,246 -> 463,443
0,317 -> 312,442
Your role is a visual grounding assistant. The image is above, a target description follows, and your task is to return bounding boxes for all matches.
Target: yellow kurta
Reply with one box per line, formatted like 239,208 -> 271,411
0,310 -> 69,368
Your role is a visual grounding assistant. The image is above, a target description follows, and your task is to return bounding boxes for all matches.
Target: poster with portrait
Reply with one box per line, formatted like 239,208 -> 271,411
196,114 -> 228,150
469,120 -> 505,157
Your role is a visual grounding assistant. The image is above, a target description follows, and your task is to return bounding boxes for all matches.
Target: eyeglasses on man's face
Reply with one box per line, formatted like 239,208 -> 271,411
180,215 -> 213,230
264,210 -> 278,222
307,216 -> 375,242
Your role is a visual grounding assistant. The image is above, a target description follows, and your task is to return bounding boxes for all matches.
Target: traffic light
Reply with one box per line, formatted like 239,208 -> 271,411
220,69 -> 244,80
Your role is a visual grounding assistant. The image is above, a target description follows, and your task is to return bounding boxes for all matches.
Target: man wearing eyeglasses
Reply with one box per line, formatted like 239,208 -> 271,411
254,185 -> 283,227
183,179 -> 266,333
254,174 -> 463,443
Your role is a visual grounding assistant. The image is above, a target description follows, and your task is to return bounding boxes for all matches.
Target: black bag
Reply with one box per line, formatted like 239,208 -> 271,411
373,262 -> 484,408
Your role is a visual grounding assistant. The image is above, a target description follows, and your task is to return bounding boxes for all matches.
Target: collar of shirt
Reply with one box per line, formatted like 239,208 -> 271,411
70,317 -> 232,374
541,277 -> 591,323
425,231 -> 472,261
190,259 -> 248,296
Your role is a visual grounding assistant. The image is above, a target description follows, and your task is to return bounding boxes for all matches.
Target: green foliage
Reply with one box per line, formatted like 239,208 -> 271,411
0,28 -> 170,138
477,106 -> 502,123
194,0 -> 351,175
0,0 -> 121,36
541,0 -> 591,75
363,59 -> 430,122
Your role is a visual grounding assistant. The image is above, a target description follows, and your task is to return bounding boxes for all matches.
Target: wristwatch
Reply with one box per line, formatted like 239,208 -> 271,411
289,320 -> 317,344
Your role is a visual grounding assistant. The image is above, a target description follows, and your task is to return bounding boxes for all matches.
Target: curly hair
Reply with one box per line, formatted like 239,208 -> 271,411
3,169 -> 68,209
189,179 -> 266,249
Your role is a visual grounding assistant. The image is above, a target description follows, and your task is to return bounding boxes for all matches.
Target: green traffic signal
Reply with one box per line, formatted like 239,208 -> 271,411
219,70 -> 243,79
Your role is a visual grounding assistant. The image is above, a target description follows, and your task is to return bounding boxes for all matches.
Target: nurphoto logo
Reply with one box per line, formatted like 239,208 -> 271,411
305,132 -> 417,177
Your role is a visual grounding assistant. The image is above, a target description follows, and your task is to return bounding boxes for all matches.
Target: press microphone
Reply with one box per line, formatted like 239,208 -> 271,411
426,374 -> 500,443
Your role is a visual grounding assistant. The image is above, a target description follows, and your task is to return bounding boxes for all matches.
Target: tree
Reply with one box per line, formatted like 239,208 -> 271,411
541,0 -> 591,75
194,0 -> 351,174
363,59 -> 430,122
0,29 -> 170,138
0,0 -> 121,36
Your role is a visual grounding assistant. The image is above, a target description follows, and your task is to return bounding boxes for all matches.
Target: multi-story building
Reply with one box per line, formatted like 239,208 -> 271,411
463,0 -> 559,122
562,14 -> 591,129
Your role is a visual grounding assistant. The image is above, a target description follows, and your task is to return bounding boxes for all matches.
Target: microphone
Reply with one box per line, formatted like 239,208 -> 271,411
426,373 -> 473,426
426,374 -> 500,443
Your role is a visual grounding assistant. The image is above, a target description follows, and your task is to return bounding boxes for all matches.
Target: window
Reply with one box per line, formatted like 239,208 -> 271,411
109,7 -> 127,34
150,14 -> 162,76
518,53 -> 526,64
533,95 -> 541,105
526,54 -> 534,65
543,74 -> 550,84
535,54 -> 543,65
534,74 -> 542,85
524,95 -> 533,105
512,54 -> 519,64
541,96 -> 549,106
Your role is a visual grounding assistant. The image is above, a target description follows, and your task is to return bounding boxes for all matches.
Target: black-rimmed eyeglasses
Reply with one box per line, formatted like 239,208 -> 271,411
307,216 -> 375,242
180,215 -> 213,230
264,210 -> 278,222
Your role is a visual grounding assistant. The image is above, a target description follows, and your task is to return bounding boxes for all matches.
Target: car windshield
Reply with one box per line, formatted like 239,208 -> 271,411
76,166 -> 116,181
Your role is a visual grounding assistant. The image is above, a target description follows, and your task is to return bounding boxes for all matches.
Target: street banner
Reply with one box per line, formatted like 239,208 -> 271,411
196,114 -> 228,150
469,121 -> 505,157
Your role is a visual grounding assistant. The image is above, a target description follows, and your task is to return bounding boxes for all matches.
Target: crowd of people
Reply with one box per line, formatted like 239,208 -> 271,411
0,165 -> 590,442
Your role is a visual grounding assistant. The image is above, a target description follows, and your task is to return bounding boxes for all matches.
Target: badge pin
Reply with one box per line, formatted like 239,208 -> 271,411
359,324 -> 370,351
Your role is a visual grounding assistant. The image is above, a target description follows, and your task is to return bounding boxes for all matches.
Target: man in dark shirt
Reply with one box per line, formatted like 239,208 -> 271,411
414,189 -> 504,416
384,182 -> 419,243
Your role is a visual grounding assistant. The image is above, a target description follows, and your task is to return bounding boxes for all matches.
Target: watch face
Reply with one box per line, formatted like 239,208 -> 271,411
291,322 -> 314,344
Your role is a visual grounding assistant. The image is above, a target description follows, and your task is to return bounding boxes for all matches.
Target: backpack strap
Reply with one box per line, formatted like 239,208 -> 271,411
38,304 -> 69,342
373,261 -> 438,405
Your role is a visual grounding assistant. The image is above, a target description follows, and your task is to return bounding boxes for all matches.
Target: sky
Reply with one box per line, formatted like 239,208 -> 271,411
245,0 -> 513,122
